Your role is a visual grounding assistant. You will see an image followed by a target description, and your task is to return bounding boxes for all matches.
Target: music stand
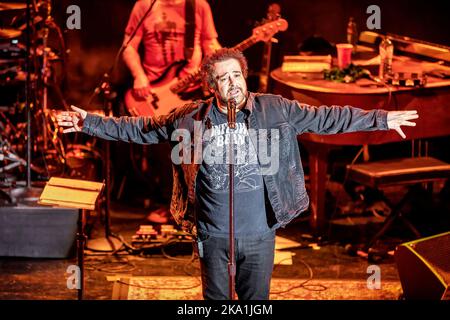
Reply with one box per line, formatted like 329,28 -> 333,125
38,177 -> 104,300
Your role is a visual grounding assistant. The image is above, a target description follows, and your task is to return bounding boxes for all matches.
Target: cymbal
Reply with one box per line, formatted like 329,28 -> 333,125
0,58 -> 22,66
0,3 -> 27,11
0,28 -> 22,39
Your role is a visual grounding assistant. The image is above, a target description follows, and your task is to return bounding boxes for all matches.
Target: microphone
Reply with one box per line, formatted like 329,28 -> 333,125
227,98 -> 237,129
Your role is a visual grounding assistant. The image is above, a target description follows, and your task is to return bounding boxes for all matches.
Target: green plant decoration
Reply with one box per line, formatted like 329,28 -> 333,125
323,64 -> 371,83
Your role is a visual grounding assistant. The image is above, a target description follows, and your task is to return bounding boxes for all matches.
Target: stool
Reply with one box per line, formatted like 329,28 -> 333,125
346,157 -> 450,254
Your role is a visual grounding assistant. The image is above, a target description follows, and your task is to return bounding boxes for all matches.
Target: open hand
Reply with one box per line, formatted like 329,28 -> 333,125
55,105 -> 87,133
387,110 -> 419,139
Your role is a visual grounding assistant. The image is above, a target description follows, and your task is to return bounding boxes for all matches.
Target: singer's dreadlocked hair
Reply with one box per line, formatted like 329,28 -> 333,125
200,48 -> 248,91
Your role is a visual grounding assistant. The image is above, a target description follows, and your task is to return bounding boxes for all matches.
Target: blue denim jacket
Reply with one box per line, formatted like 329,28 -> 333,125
82,92 -> 389,235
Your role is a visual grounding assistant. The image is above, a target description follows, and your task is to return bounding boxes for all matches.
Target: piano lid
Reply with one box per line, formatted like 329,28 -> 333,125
359,31 -> 450,64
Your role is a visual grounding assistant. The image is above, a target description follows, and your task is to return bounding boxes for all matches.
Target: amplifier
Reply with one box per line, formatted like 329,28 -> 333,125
0,205 -> 78,258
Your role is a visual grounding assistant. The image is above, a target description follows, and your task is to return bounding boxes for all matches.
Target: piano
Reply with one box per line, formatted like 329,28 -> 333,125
270,31 -> 450,236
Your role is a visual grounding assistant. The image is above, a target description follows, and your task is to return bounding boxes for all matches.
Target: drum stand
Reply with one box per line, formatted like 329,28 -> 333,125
9,0 -> 42,205
4,0 -> 67,204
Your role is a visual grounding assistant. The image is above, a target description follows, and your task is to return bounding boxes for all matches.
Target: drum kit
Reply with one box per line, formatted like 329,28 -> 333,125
0,1 -> 98,204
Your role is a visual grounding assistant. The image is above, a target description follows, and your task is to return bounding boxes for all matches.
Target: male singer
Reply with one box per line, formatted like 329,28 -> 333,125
56,48 -> 418,300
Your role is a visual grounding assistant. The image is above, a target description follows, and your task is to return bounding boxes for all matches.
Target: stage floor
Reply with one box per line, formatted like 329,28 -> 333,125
0,199 -> 406,300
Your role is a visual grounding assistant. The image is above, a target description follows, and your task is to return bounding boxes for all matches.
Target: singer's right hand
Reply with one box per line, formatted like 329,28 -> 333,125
55,105 -> 87,133
133,75 -> 153,99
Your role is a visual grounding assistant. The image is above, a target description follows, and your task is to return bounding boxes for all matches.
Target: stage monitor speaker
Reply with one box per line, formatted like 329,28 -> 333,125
395,231 -> 450,300
0,205 -> 78,258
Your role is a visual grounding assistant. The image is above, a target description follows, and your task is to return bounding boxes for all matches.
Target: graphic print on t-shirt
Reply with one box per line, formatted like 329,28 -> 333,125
201,115 -> 261,193
153,12 -> 182,65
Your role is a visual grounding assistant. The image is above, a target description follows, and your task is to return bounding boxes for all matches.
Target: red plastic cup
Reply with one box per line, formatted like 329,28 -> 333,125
336,43 -> 353,69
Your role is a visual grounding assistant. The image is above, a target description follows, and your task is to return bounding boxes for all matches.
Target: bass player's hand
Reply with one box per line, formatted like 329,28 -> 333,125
133,74 -> 153,99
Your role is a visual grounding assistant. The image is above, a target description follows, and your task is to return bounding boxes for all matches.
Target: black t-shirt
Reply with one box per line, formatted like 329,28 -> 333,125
195,104 -> 272,238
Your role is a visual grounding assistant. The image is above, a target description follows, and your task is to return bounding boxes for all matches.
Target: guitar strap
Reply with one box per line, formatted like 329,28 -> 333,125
184,0 -> 196,61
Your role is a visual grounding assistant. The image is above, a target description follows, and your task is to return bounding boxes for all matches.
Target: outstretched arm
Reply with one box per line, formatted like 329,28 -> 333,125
285,100 -> 390,134
55,105 -> 171,144
284,97 -> 418,139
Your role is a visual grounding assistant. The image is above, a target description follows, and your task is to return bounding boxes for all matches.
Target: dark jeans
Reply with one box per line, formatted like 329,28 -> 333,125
196,230 -> 276,300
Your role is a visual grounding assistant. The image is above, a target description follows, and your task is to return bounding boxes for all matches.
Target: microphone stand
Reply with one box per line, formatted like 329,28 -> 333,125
85,74 -> 122,252
86,0 -> 157,252
227,100 -> 237,300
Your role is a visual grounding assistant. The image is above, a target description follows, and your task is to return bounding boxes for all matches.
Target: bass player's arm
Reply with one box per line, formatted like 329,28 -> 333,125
122,34 -> 153,99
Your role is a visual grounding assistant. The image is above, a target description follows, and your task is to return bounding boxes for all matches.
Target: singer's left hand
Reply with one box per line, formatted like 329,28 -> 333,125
387,110 -> 419,139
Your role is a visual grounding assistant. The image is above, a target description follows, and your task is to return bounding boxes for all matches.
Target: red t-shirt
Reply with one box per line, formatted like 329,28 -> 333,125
125,0 -> 218,81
